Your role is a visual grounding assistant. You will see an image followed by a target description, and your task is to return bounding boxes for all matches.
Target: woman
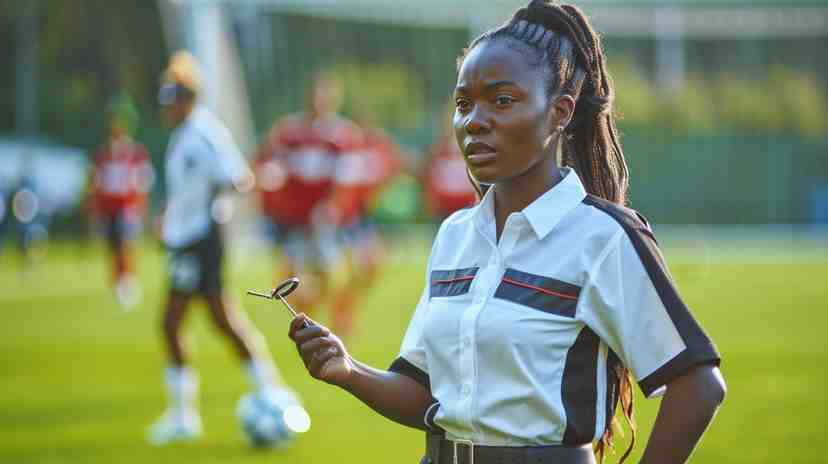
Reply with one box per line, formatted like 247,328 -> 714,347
289,2 -> 725,463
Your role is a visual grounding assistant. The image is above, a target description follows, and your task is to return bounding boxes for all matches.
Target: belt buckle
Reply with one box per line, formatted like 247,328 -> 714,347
452,438 -> 474,464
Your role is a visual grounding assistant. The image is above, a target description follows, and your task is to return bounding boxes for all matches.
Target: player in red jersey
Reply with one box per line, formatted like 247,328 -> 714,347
254,73 -> 363,320
323,111 -> 402,338
89,94 -> 154,310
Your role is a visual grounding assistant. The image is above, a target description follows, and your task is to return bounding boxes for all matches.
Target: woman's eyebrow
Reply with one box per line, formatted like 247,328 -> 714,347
485,80 -> 519,91
455,80 -> 520,95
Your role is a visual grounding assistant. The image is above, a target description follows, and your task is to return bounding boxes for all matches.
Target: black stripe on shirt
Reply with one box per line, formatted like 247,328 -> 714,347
562,326 -> 600,445
638,347 -> 720,396
494,268 -> 581,317
389,356 -> 431,391
605,349 -> 622,435
430,267 -> 478,298
583,195 -> 721,396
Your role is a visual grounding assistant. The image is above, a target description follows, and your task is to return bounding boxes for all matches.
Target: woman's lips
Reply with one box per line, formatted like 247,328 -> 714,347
465,151 -> 497,166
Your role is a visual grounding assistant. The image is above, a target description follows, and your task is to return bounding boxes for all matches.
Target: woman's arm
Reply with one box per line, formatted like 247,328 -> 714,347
639,364 -> 726,463
289,314 -> 435,430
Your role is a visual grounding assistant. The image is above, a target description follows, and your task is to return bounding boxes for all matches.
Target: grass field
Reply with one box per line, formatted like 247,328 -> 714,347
0,229 -> 826,463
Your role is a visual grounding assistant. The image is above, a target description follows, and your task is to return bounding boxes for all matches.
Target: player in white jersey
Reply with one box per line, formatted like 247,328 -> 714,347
147,51 -> 303,446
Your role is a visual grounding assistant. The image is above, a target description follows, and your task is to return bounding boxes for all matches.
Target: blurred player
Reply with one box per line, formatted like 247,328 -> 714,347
325,109 -> 402,338
422,104 -> 479,220
148,51 -> 302,445
88,94 -> 153,310
254,73 -> 364,332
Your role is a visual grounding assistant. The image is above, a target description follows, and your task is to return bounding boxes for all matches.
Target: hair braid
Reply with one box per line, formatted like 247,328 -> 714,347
458,2 -> 635,462
560,4 -> 629,206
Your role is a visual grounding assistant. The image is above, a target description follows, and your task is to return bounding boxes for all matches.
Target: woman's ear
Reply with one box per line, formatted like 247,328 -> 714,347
550,94 -> 576,133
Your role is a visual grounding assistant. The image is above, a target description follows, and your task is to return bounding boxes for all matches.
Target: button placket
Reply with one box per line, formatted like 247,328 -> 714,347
458,287 -> 482,391
457,258 -> 495,429
499,214 -> 522,258
456,222 -> 504,436
460,251 -> 510,434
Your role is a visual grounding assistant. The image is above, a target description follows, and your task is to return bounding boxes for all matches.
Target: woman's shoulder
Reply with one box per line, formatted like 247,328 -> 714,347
577,194 -> 657,245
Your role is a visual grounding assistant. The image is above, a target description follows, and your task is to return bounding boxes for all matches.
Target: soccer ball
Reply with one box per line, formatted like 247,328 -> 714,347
236,388 -> 310,447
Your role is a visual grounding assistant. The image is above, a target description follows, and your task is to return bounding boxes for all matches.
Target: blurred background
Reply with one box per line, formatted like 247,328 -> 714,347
0,1 -> 826,463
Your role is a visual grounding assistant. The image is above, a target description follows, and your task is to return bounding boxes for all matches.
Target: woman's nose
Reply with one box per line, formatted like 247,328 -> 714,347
464,108 -> 490,135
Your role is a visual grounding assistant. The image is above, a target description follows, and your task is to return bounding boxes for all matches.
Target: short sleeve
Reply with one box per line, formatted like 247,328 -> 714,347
579,230 -> 720,398
388,233 -> 441,389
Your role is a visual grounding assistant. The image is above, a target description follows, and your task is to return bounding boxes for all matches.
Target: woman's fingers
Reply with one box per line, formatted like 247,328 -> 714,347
288,315 -> 304,339
299,336 -> 334,359
289,314 -> 329,342
287,315 -> 351,384
294,326 -> 331,349
308,346 -> 340,377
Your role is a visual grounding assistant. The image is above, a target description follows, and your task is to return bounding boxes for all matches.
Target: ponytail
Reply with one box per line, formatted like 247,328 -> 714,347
558,3 -> 628,205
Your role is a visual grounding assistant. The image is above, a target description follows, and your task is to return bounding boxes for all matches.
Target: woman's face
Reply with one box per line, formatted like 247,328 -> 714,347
453,39 -> 559,185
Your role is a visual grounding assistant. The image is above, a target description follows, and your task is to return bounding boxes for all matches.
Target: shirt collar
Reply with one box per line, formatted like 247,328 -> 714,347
473,168 -> 587,241
474,184 -> 497,241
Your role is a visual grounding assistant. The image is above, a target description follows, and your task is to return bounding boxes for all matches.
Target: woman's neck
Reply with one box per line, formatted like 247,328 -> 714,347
493,162 -> 563,241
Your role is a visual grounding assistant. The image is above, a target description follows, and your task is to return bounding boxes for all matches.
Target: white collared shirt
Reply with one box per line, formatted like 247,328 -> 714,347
392,168 -> 720,446
162,106 -> 251,248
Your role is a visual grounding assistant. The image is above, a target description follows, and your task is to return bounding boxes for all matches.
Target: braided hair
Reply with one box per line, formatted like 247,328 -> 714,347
461,0 -> 629,206
458,1 -> 635,461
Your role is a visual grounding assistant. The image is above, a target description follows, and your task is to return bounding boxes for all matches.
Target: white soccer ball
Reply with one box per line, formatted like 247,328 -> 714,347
236,388 -> 310,447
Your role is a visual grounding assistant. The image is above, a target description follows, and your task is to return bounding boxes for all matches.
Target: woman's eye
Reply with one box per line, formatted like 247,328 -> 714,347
495,95 -> 515,106
455,99 -> 471,111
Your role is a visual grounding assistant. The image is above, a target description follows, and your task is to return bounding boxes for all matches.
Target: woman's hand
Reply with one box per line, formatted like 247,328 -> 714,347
289,313 -> 435,430
288,314 -> 354,386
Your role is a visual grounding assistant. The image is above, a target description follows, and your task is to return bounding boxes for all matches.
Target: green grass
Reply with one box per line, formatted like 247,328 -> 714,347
0,234 -> 825,463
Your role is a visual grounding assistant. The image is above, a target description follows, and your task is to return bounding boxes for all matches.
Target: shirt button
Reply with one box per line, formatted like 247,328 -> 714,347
463,337 -> 471,348
461,385 -> 471,396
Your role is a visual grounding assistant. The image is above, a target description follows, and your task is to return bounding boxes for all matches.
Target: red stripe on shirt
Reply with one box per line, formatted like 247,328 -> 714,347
502,277 -> 578,300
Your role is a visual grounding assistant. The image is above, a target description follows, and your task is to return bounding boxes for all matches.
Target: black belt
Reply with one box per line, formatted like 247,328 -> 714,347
424,433 -> 596,464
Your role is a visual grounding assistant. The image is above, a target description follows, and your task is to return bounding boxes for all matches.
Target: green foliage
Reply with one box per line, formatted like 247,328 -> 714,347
713,74 -> 780,134
655,75 -> 717,135
331,62 -> 425,130
612,60 -> 658,129
769,66 -> 828,138
612,59 -> 828,137
0,0 -> 167,151
710,68 -> 828,136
